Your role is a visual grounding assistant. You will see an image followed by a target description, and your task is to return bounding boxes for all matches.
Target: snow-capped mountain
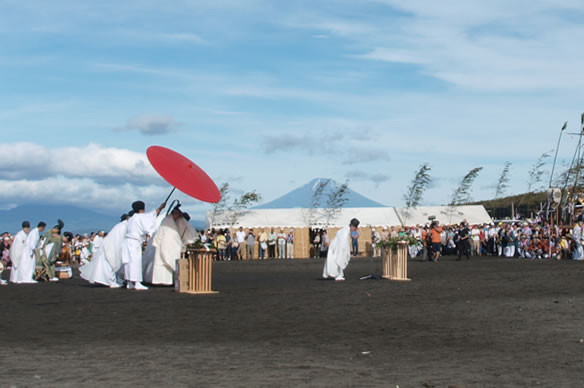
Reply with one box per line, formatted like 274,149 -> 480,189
255,178 -> 385,209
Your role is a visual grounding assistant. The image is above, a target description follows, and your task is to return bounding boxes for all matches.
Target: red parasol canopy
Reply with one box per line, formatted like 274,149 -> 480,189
147,146 -> 221,203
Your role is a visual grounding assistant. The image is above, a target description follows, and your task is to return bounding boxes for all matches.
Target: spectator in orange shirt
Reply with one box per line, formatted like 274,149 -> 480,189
430,221 -> 443,261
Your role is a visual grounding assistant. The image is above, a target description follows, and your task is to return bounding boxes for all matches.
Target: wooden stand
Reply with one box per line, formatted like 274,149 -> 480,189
177,249 -> 218,294
382,243 -> 411,281
55,260 -> 72,279
55,264 -> 72,279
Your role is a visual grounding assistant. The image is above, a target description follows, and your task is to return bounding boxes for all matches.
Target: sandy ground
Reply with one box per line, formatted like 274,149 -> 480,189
2,255 -> 584,387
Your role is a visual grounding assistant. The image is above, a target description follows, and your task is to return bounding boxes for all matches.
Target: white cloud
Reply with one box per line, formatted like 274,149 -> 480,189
0,176 -> 213,221
0,142 -> 160,184
116,115 -> 181,135
0,203 -> 18,211
157,32 -> 206,44
286,0 -> 584,91
0,176 -> 166,210
112,30 -> 208,46
301,19 -> 375,37
346,170 -> 391,188
262,130 -> 391,165
343,146 -> 391,165
357,48 -> 427,65
0,142 -> 217,220
91,62 -> 191,78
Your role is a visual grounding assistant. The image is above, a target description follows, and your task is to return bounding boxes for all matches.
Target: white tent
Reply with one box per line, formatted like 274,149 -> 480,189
208,205 -> 492,229
323,207 -> 402,227
209,208 -> 307,229
208,207 -> 403,229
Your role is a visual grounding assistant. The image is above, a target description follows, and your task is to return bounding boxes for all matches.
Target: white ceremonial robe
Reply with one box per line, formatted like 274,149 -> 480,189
8,229 -> 28,282
80,220 -> 127,286
143,215 -> 197,285
122,211 -> 158,282
92,235 -> 104,254
80,246 -> 90,264
323,226 -> 351,280
11,227 -> 40,284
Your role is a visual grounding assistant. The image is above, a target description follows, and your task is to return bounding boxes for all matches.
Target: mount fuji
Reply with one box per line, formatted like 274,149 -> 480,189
255,178 -> 385,209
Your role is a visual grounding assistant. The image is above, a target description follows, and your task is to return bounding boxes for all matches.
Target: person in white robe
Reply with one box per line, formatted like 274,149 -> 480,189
92,231 -> 105,255
8,221 -> 30,283
80,214 -> 129,288
11,222 -> 46,284
122,200 -> 166,290
77,235 -> 91,264
322,218 -> 360,281
0,262 -> 5,285
143,206 -> 198,285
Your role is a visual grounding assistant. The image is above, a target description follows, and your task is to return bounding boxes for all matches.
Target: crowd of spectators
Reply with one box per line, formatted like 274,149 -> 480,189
5,219 -> 583,268
200,227 -> 295,261
396,219 -> 584,261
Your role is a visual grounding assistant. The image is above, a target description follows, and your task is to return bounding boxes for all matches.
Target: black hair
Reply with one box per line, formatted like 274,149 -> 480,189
132,201 -> 145,212
38,222 -> 47,228
54,219 -> 64,232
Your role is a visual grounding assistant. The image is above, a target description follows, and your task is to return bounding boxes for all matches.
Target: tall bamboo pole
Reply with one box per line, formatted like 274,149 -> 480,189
549,122 -> 567,189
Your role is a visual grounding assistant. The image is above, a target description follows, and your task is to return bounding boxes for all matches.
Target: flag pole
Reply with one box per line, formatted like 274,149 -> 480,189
549,121 -> 567,189
545,122 -> 567,226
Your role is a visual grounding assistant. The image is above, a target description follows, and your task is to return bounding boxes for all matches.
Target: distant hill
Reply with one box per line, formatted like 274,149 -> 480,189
0,204 -> 120,234
255,178 -> 385,209
0,204 -> 206,234
470,191 -> 547,219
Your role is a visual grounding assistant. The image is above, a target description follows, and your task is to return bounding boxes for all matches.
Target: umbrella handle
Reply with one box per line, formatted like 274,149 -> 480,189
164,187 -> 177,203
166,199 -> 181,217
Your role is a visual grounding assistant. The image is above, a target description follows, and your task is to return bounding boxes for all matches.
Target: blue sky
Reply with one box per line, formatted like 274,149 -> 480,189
1,0 -> 583,219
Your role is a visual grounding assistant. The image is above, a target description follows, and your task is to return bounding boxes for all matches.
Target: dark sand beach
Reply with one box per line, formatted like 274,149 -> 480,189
2,256 -> 584,387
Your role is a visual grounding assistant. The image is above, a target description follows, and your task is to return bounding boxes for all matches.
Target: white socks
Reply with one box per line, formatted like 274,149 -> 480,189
134,282 -> 148,290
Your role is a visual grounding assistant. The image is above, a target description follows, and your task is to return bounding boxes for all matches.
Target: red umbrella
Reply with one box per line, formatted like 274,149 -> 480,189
147,145 -> 221,204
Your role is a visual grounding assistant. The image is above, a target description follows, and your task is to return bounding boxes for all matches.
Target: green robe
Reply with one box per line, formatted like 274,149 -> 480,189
35,233 -> 62,279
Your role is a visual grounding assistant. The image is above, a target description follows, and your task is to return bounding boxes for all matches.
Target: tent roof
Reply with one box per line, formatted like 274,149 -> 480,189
208,207 -> 403,228
394,205 -> 493,226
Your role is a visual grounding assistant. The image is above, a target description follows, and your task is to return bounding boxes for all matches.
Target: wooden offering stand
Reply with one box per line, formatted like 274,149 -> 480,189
382,242 -> 411,281
176,248 -> 218,294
